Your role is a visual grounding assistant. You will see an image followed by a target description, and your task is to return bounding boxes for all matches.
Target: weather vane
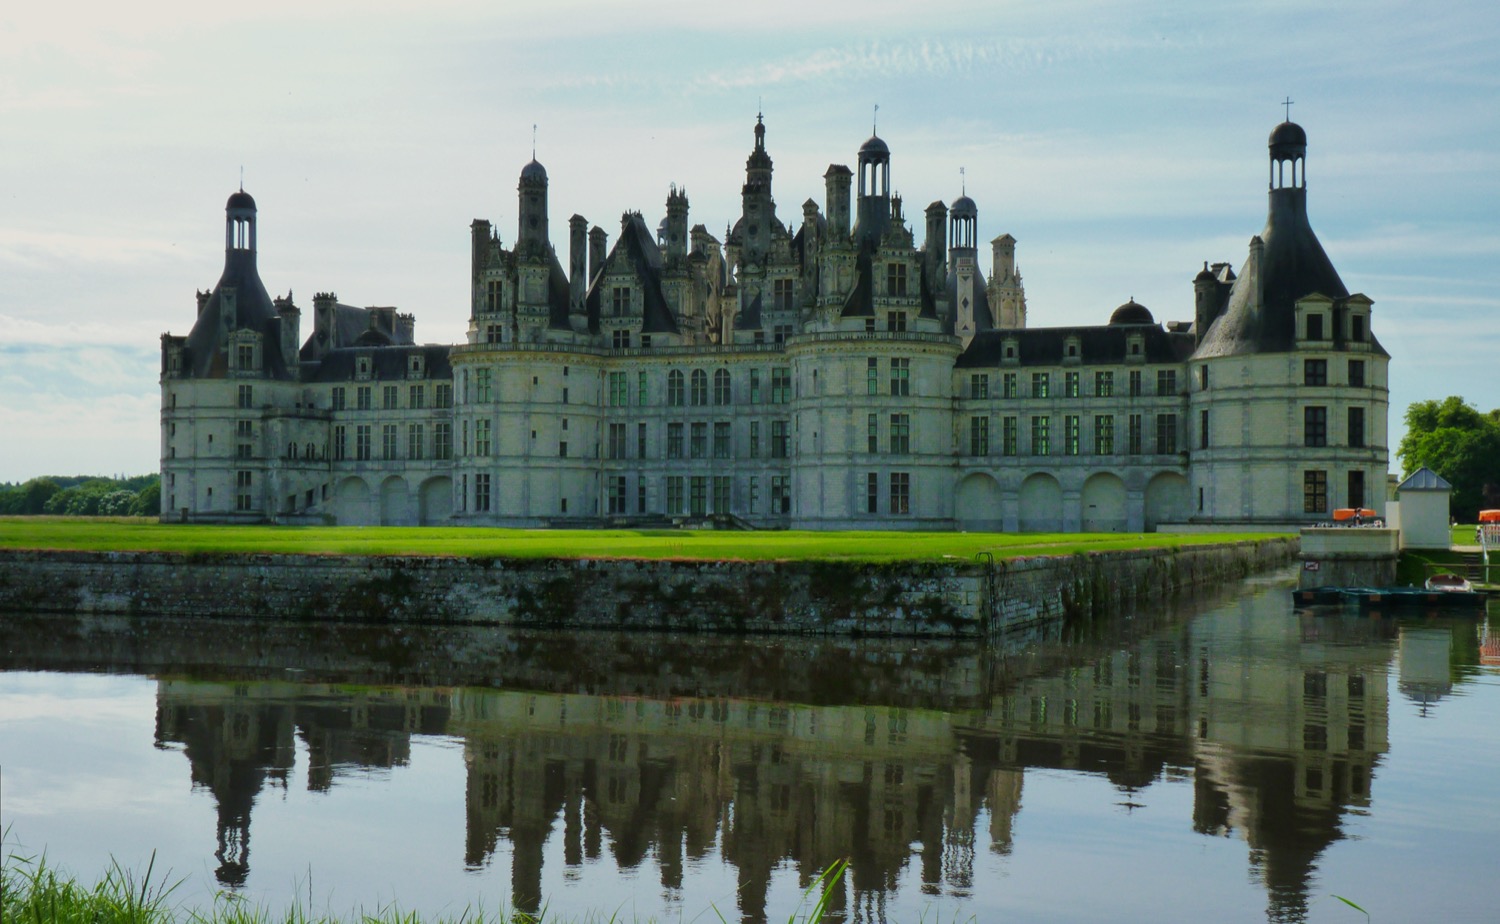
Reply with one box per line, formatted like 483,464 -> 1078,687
960,166 -> 965,195
532,124 -> 537,160
1282,96 -> 1294,121
873,103 -> 880,134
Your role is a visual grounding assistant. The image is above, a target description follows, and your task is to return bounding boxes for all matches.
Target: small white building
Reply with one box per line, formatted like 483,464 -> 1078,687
1393,467 -> 1453,550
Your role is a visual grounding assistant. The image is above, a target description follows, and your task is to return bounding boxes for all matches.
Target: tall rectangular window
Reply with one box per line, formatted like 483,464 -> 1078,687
771,420 -> 790,458
667,422 -> 684,459
1031,372 -> 1049,398
713,422 -> 731,459
608,372 -> 628,406
1304,470 -> 1328,513
356,425 -> 371,461
1350,314 -> 1365,342
637,371 -> 648,406
475,418 -> 492,456
750,369 -> 763,404
474,369 -> 492,402
239,385 -> 254,409
1128,414 -> 1143,454
1095,371 -> 1113,397
1064,372 -> 1080,398
408,424 -> 424,461
410,385 -> 425,409
1128,370 -> 1142,397
867,413 -> 878,453
1094,415 -> 1114,454
773,278 -> 795,311
435,383 -> 453,408
748,476 -> 760,514
690,422 -> 707,459
771,367 -> 791,404
383,385 -> 399,410
867,358 -> 879,395
637,422 -> 647,459
235,471 -> 253,511
1304,359 -> 1327,386
749,420 -> 761,458
1347,407 -> 1366,448
1304,406 -> 1328,447
1348,470 -> 1366,509
1064,415 -> 1080,455
1199,410 -> 1209,449
889,414 -> 910,454
890,359 -> 910,396
666,476 -> 685,515
611,286 -> 630,316
713,476 -> 732,513
771,476 -> 790,514
970,374 -> 989,399
1306,314 -> 1325,340
713,369 -> 732,405
689,476 -> 707,516
332,387 -> 346,411
1002,417 -> 1018,456
475,473 -> 491,512
333,425 -> 347,461
382,424 -> 398,460
1002,373 -> 1018,399
608,423 -> 627,459
1031,416 -> 1050,455
1156,370 -> 1177,396
356,386 -> 371,410
886,263 -> 908,297
1348,360 -> 1366,388
889,472 -> 910,515
433,422 -> 452,460
607,476 -> 627,514
970,416 -> 989,456
866,473 -> 879,514
1155,414 -> 1177,454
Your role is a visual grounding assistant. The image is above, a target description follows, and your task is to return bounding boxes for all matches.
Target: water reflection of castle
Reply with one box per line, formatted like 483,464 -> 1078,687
153,600 -> 1393,923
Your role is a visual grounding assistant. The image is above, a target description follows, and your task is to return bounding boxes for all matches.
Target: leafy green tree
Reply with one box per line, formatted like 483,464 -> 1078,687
1398,396 -> 1500,521
130,481 -> 161,517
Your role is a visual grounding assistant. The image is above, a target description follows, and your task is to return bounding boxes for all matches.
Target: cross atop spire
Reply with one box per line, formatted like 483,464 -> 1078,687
1282,96 -> 1294,121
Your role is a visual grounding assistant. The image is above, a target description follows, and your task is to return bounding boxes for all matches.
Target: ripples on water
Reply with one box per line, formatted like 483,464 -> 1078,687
2,574 -> 1497,923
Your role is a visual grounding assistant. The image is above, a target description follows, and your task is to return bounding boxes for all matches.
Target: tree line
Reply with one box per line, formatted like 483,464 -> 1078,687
0,475 -> 161,517
1398,396 -> 1500,522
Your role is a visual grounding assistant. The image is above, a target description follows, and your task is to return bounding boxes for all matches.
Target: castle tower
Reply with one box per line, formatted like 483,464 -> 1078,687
853,134 -> 891,244
1189,120 -> 1388,524
739,115 -> 775,266
517,158 -> 550,257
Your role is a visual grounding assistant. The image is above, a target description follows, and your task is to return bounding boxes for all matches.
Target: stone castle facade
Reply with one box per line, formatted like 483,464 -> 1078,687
160,118 -> 1389,530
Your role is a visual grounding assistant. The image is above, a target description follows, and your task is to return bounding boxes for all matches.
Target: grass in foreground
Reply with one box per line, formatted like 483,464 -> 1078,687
0,517 -> 1282,564
0,849 -> 857,924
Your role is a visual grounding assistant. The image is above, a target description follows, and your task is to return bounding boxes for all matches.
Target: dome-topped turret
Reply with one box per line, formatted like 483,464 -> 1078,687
950,195 -> 977,217
226,190 -> 256,212
1268,121 -> 1307,159
859,134 -> 889,157
520,159 -> 547,182
1109,299 -> 1154,325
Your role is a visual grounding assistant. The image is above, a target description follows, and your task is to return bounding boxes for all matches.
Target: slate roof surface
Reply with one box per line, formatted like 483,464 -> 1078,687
956,322 -> 1195,368
1398,467 -> 1452,491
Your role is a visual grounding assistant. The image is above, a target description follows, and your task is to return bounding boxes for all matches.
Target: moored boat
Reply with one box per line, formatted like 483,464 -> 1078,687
1425,573 -> 1473,592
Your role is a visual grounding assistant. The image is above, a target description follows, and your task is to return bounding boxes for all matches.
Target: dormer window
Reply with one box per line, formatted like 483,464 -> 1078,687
409,355 -> 424,378
1126,334 -> 1145,360
611,286 -> 630,317
1002,340 -> 1019,363
1350,313 -> 1365,342
886,312 -> 907,333
1306,314 -> 1325,340
356,357 -> 372,380
1063,337 -> 1081,362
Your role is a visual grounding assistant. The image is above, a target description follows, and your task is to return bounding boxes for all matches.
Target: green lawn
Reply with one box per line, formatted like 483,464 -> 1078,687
0,517 -> 1282,564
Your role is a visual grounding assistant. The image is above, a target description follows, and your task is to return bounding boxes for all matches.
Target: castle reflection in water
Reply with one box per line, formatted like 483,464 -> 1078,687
130,583 -> 1411,924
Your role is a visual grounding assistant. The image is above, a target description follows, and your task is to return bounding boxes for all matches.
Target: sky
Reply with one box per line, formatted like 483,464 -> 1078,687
2,0 -> 1497,483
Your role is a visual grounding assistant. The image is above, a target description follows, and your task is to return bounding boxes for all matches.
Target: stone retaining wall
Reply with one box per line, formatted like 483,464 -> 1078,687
0,539 -> 1296,638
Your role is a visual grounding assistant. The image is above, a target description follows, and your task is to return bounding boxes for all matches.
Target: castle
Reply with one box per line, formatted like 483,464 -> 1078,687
160,117 -> 1389,530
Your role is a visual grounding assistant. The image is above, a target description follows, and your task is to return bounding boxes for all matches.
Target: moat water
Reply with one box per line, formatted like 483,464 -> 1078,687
2,574 -> 1497,923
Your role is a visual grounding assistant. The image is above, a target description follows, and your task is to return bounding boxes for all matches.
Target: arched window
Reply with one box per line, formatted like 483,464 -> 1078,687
713,368 -> 731,405
667,369 -> 685,406
690,369 -> 708,406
